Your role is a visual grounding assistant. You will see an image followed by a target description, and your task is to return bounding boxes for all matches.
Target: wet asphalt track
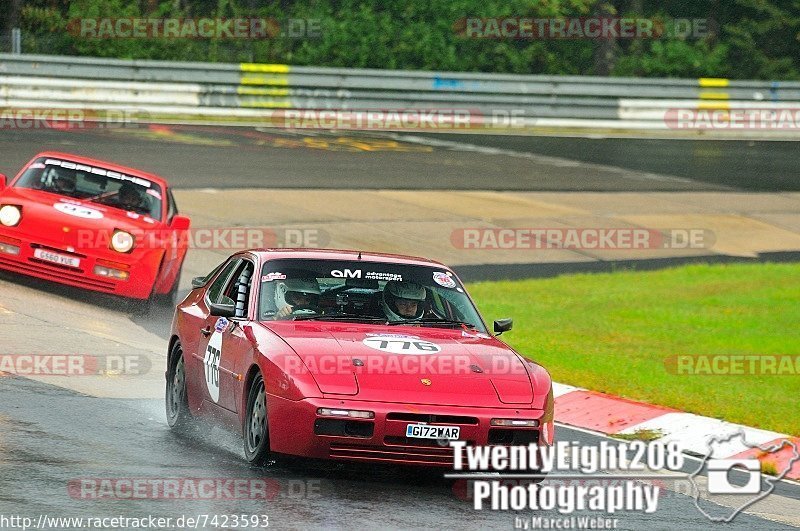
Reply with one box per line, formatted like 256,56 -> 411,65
1,126 -> 799,530
0,126 -> 798,191
1,374 -> 797,531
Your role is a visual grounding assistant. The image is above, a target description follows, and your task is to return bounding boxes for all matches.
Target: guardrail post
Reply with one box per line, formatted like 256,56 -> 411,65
11,28 -> 22,54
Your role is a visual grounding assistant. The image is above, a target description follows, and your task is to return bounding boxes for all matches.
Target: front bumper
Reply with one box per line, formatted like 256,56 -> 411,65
267,395 -> 553,467
0,229 -> 160,299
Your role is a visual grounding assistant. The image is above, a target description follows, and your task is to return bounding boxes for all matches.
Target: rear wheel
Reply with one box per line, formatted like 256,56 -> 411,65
166,341 -> 194,432
243,373 -> 271,466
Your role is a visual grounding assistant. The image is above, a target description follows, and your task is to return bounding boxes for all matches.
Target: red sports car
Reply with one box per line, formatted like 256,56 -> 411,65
0,152 -> 190,302
166,249 -> 554,467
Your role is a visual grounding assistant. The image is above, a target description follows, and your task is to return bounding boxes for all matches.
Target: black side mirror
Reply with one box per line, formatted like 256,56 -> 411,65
209,302 -> 235,318
191,276 -> 206,289
494,318 -> 513,335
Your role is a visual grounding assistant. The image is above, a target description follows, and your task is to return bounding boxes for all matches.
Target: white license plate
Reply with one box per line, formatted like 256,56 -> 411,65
34,248 -> 81,268
406,424 -> 460,440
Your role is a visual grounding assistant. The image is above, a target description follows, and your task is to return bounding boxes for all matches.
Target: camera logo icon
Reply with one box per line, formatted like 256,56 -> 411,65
706,458 -> 761,494
690,430 -> 799,523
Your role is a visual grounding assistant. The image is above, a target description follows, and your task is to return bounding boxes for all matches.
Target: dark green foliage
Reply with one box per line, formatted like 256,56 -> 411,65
1,0 -> 797,79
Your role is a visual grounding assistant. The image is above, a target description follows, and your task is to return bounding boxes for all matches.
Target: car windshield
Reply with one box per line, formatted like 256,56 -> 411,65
258,258 -> 487,333
14,156 -> 163,221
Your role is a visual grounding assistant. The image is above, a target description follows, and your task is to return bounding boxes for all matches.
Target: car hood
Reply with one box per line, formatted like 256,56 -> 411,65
266,322 -> 534,407
1,187 -> 161,245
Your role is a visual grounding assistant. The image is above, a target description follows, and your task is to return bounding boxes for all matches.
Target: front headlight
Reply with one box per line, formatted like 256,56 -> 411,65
0,205 -> 21,227
110,230 -> 135,253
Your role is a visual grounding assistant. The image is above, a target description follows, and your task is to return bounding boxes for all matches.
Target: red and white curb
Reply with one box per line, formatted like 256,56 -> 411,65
552,383 -> 800,481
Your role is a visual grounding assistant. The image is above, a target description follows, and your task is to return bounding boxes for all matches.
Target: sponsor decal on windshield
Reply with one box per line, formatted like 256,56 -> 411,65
330,269 -> 403,281
44,158 -> 153,188
262,272 -> 287,282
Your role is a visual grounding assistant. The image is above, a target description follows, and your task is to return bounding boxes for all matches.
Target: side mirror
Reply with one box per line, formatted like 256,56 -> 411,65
191,276 -> 206,289
171,215 -> 190,231
209,302 -> 235,318
493,318 -> 513,335
0,173 -> 7,190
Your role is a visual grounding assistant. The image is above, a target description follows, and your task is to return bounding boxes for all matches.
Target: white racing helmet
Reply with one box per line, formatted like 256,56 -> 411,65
382,280 -> 426,321
275,278 -> 321,312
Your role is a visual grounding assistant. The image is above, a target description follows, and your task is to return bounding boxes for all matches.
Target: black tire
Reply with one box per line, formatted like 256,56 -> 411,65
243,373 -> 271,466
152,271 -> 181,307
165,341 -> 194,432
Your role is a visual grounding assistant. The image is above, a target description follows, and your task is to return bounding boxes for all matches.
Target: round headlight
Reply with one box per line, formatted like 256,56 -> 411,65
0,205 -> 21,227
110,230 -> 135,253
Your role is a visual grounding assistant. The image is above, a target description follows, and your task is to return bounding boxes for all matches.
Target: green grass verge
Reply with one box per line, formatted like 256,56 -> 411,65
467,263 -> 800,436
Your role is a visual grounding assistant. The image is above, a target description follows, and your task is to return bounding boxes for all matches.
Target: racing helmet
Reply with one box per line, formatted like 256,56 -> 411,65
275,278 -> 321,311
51,169 -> 76,193
382,280 -> 426,321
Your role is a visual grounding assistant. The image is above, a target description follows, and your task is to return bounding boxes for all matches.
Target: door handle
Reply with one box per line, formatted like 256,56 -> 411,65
200,326 -> 212,337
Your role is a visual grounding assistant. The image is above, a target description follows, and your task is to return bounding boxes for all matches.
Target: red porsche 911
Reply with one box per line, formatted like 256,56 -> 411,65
0,152 -> 190,302
166,249 -> 554,467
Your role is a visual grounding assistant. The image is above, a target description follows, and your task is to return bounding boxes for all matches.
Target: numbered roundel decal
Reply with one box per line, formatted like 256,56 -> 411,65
53,202 -> 104,219
204,331 -> 222,403
362,336 -> 442,355
433,271 -> 457,288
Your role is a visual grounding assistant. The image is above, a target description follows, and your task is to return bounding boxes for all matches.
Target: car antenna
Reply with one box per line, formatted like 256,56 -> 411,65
357,251 -> 362,260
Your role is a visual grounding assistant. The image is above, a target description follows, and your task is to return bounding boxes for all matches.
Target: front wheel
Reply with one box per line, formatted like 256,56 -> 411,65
243,373 -> 271,466
166,341 -> 194,432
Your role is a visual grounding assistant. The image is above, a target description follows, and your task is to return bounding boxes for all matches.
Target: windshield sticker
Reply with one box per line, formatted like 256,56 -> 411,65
53,202 -> 103,219
362,336 -> 441,355
29,162 -> 45,170
262,272 -> 287,282
44,158 -> 153,188
366,272 -> 403,281
433,271 -> 457,288
330,269 -> 403,281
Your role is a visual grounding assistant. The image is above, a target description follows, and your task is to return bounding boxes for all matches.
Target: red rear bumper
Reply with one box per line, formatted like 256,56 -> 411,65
267,395 -> 553,467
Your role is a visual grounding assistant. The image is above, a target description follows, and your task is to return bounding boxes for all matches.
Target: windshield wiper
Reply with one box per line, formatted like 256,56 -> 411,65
293,313 -> 388,323
388,317 -> 477,329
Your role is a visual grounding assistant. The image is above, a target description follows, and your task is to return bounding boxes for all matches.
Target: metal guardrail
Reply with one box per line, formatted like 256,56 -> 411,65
1,53 -> 799,131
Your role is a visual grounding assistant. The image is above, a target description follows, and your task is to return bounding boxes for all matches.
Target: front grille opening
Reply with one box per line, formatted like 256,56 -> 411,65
488,428 -> 539,445
314,418 -> 374,438
384,436 -> 476,448
386,413 -> 479,425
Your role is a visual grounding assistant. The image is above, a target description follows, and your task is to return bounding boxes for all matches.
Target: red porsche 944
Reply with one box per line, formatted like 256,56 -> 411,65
167,249 -> 554,467
0,152 -> 190,302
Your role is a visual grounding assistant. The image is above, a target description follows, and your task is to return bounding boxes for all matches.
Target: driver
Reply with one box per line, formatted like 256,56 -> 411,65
275,278 -> 321,318
116,183 -> 148,214
50,170 -> 77,194
382,280 -> 427,322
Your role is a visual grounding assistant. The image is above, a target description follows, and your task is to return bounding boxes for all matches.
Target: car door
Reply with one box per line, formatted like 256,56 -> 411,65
197,257 -> 255,414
